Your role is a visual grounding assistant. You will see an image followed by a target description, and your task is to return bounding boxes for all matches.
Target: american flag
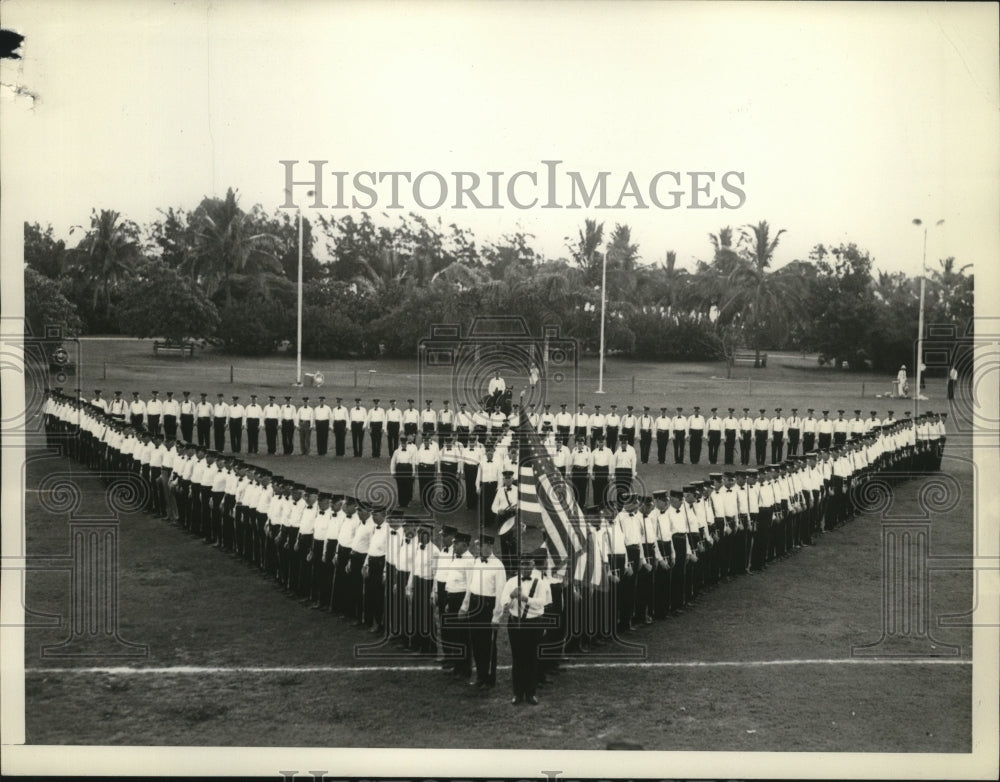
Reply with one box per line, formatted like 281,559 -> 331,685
515,410 -> 587,562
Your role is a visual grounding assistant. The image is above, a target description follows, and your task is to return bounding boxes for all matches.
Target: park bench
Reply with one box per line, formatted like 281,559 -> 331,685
730,350 -> 767,368
153,340 -> 195,357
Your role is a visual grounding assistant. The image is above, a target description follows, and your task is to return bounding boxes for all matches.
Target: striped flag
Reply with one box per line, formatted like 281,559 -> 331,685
515,410 -> 587,561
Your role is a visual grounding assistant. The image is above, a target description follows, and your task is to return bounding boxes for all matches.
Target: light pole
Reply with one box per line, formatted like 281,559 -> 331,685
596,249 -> 608,394
291,189 -> 314,388
911,218 -> 944,413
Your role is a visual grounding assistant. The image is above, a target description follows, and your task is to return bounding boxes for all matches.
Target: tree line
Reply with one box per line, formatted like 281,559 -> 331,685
24,188 -> 974,373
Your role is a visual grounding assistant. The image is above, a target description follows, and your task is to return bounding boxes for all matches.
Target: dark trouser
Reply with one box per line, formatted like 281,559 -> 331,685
508,616 -> 544,698
211,491 -> 224,543
281,421 -> 295,455
348,551 -> 366,620
295,534 -> 313,597
640,430 -> 652,463
442,592 -> 471,675
364,556 -> 386,628
308,540 -> 325,601
833,432 -> 847,447
147,415 -> 161,437
409,574 -> 435,652
213,420 -> 225,452
708,431 -> 721,463
787,430 -> 800,456
752,508 -> 772,570
369,423 -> 383,457
654,542 -> 672,617
298,422 -> 311,455
197,417 -> 212,447
755,432 -> 768,465
480,481 -> 498,528
334,421 -> 347,455
724,431 -> 737,464
635,543 -> 657,620
229,420 -> 243,453
316,543 -> 334,607
540,583 -> 565,674
557,426 -> 570,447
332,548 -> 352,613
440,463 -> 460,512
455,425 -> 469,447
178,414 -> 192,442
351,422 -> 364,456
802,432 -> 815,454
438,423 -> 452,447
395,466 -> 413,507
739,434 -> 752,465
592,467 -> 609,508
673,431 -> 686,463
571,467 -> 589,506
417,464 -> 437,507
817,432 -> 831,450
247,420 -> 260,453
264,419 -> 279,454
315,420 -> 330,455
589,427 -> 603,450
468,595 -> 498,685
656,432 -> 668,463
131,413 -> 144,430
771,434 -> 784,463
150,467 -> 164,515
689,432 -> 703,464
947,378 -> 955,399
622,427 -> 635,447
464,464 -> 478,509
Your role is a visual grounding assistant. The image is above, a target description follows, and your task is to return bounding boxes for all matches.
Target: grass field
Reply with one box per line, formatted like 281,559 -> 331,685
18,339 -> 975,753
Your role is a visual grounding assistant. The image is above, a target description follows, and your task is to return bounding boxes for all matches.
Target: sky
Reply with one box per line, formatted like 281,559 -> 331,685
2,0 -> 998,277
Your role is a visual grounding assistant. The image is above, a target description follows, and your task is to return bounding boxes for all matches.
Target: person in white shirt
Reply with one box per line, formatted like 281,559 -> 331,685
145,391 -> 163,437
129,391 -> 147,430
280,396 -> 299,455
440,532 -> 474,676
109,390 -> 128,423
312,396 -> 332,456
477,444 -> 503,527
947,366 -> 958,400
786,408 -> 803,457
460,534 -> 506,689
330,396 -> 349,455
367,398 -> 387,457
297,397 -> 314,455
415,433 -> 440,507
671,407 -> 688,464
213,393 -> 229,452
390,434 -> 416,507
227,395 -> 245,453
487,371 -> 506,398
687,406 -> 707,464
348,397 -> 367,457
404,522 -> 439,653
244,394 -> 263,454
90,389 -> 108,414
494,549 -> 552,705
492,469 -> 519,531
588,406 -> 606,450
555,403 -> 573,446
611,434 -> 637,504
770,408 -> 786,462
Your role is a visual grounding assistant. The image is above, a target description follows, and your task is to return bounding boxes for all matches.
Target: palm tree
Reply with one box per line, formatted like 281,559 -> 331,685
928,256 -> 974,321
72,209 -> 142,318
567,219 -> 605,286
186,188 -> 280,306
723,220 -> 806,366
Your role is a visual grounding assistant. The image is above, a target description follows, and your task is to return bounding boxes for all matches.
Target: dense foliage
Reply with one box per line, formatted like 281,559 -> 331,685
24,192 -> 974,373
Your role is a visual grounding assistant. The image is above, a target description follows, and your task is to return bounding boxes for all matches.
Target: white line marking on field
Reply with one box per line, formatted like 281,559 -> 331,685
26,658 -> 972,675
